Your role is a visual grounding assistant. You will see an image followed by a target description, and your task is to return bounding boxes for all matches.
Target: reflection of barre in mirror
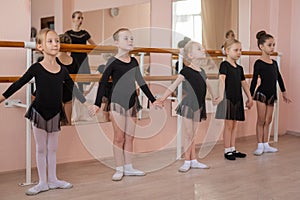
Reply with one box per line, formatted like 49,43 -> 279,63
0,39 -> 282,185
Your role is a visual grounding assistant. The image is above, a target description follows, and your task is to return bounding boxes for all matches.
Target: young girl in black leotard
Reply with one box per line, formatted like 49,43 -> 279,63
0,29 -> 90,195
159,41 -> 216,172
250,31 -> 291,156
90,28 -> 161,181
215,39 -> 253,161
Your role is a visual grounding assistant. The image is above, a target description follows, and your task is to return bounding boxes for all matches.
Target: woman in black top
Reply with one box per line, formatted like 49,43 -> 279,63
90,28 -> 161,181
250,31 -> 291,156
65,11 -> 96,92
0,29 -> 88,195
215,39 -> 253,161
159,41 -> 215,172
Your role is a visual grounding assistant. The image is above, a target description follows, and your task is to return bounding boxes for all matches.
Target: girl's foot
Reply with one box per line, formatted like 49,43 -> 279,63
112,166 -> 124,181
124,164 -> 145,176
26,183 -> 49,196
232,150 -> 247,158
224,152 -> 236,160
253,148 -> 264,156
48,180 -> 73,189
178,160 -> 191,172
191,160 -> 210,169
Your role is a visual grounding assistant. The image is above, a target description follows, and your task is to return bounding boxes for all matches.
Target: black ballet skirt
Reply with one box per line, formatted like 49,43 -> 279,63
109,96 -> 142,117
215,99 -> 245,121
176,97 -> 207,122
253,91 -> 276,105
25,103 -> 67,133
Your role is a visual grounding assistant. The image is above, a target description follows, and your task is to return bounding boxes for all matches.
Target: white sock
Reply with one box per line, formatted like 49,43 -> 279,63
224,148 -> 231,153
116,166 -> 124,172
191,159 -> 198,164
184,160 -> 191,165
263,142 -> 270,148
258,143 -> 264,149
231,146 -> 236,152
124,164 -> 132,169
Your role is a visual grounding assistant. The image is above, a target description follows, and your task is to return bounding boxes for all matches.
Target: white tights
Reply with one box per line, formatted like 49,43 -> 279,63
33,125 -> 59,185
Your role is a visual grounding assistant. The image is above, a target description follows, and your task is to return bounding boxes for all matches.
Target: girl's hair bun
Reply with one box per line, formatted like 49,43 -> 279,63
256,30 -> 267,40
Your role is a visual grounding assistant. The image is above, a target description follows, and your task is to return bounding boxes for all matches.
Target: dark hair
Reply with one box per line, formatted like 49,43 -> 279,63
225,30 -> 235,39
177,37 -> 191,48
59,33 -> 72,44
72,11 -> 82,18
256,30 -> 273,50
113,28 -> 130,41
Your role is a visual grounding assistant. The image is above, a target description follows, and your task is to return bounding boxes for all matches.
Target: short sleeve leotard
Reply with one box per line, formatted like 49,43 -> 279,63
250,59 -> 286,105
95,57 -> 156,116
2,62 -> 86,132
215,61 -> 245,121
56,57 -> 79,103
65,30 -> 91,74
176,67 -> 207,121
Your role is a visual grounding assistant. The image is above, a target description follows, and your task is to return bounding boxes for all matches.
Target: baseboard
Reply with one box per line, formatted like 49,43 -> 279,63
286,130 -> 300,137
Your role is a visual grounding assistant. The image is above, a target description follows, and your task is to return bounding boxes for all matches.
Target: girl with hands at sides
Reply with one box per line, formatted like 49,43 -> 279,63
215,39 -> 253,161
89,28 -> 162,181
250,31 -> 291,156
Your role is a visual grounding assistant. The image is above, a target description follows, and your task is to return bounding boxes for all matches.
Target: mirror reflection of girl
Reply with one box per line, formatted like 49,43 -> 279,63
158,41 -> 216,172
250,31 -> 291,156
89,28 -> 161,181
57,33 -> 79,125
0,29 -> 89,195
215,39 -> 253,161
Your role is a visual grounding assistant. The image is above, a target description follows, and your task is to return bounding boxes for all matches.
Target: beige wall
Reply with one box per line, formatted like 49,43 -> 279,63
0,0 -> 31,172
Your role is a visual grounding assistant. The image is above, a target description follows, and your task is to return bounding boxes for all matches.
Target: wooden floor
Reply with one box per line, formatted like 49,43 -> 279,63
1,134 -> 300,200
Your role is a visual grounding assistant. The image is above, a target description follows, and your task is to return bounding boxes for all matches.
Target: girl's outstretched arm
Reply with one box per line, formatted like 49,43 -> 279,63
206,80 -> 216,105
0,95 -> 5,104
159,75 -> 184,102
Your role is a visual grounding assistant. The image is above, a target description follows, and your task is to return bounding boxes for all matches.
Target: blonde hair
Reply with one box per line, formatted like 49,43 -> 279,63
36,28 -> 54,45
183,41 -> 203,63
223,39 -> 241,54
113,28 -> 130,41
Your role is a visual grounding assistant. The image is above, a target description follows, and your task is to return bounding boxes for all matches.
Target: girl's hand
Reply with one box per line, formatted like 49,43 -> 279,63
213,96 -> 223,105
153,99 -> 164,109
88,105 -> 100,116
282,92 -> 292,103
246,98 -> 253,109
0,95 -> 5,104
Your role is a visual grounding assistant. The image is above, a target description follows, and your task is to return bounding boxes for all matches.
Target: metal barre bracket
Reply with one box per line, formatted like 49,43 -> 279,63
4,99 -> 26,108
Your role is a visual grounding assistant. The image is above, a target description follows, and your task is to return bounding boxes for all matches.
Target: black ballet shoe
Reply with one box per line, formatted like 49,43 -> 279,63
232,150 -> 247,158
224,152 -> 236,160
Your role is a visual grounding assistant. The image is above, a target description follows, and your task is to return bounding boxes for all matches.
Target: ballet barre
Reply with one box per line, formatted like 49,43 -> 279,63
0,40 -> 281,186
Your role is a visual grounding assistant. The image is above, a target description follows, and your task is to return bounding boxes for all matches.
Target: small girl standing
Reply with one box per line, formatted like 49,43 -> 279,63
159,41 -> 215,172
0,28 -> 89,195
90,28 -> 161,181
250,31 -> 291,156
215,39 -> 253,161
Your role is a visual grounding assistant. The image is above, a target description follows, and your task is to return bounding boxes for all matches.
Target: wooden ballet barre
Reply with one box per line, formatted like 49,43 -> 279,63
0,74 -> 253,83
0,41 -> 279,57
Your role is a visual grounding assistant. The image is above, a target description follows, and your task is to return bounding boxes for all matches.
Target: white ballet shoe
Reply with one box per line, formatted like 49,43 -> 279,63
26,183 -> 49,196
253,148 -> 264,156
263,146 -> 278,153
191,161 -> 210,169
112,170 -> 124,181
48,180 -> 73,189
178,162 -> 191,172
